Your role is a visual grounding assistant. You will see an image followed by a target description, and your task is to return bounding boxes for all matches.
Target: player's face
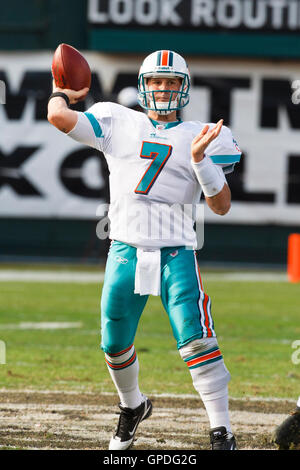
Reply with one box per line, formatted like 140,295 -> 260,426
147,77 -> 182,102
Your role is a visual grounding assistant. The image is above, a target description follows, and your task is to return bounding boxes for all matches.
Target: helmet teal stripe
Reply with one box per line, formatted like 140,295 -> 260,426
156,51 -> 161,66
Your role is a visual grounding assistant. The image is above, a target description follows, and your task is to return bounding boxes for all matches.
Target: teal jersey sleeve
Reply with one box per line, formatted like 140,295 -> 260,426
67,102 -> 112,154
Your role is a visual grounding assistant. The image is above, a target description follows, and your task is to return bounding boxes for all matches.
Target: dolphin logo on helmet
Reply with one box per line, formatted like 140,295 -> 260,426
138,50 -> 190,115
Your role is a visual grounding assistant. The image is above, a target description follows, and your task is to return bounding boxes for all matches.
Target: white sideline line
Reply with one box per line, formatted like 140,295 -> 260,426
0,270 -> 105,283
0,270 -> 288,283
0,322 -> 82,330
0,388 -> 296,403
205,272 -> 288,282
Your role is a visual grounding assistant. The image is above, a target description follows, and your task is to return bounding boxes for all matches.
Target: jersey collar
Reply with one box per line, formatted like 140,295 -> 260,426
149,118 -> 182,130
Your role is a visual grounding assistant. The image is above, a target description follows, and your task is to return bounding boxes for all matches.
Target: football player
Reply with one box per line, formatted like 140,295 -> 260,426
48,50 -> 241,450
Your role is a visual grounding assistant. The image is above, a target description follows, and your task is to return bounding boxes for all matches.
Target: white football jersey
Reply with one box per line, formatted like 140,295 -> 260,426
68,102 -> 241,249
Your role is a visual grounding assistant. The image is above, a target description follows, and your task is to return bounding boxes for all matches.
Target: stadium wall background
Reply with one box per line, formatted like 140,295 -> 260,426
0,0 -> 300,267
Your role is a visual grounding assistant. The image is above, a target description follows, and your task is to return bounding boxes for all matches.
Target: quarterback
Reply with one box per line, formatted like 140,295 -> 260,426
48,50 -> 241,450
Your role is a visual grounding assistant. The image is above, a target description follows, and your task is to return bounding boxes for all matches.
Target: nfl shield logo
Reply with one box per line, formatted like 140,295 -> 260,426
170,250 -> 178,258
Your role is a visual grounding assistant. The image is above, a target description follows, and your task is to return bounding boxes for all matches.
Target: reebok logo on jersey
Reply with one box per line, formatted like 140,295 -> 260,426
115,256 -> 128,264
149,132 -> 168,140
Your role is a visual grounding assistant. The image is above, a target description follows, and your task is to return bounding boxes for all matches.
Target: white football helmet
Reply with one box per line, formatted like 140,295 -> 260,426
138,50 -> 190,115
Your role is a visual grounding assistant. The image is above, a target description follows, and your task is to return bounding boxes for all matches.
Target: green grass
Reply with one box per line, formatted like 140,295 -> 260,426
0,277 -> 299,399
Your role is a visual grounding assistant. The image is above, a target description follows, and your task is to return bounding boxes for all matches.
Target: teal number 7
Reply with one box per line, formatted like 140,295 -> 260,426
134,141 -> 173,194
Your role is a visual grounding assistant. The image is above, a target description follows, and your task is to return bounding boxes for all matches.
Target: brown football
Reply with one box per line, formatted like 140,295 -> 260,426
52,43 -> 91,91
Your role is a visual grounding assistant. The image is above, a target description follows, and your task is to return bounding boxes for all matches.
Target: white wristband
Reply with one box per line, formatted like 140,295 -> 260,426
191,156 -> 225,197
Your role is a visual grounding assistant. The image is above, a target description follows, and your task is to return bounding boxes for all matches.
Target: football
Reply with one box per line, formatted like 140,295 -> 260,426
52,43 -> 91,91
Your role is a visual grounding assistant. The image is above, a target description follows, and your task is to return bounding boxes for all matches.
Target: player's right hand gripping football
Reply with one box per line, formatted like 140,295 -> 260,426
52,80 -> 89,104
191,119 -> 223,163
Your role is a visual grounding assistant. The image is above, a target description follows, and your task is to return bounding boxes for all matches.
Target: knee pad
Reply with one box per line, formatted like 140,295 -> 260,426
179,338 -> 230,395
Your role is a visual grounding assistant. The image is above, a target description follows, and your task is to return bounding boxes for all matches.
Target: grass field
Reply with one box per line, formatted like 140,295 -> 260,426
0,266 -> 299,450
0,270 -> 299,398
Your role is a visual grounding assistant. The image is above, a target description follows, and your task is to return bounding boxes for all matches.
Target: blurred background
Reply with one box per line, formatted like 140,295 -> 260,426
0,0 -> 300,269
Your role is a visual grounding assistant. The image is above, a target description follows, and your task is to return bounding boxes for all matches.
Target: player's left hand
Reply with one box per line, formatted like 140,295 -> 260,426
191,119 -> 223,163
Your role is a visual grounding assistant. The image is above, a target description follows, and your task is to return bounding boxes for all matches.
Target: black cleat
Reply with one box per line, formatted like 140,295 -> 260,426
274,406 -> 300,450
109,396 -> 152,450
210,426 -> 237,450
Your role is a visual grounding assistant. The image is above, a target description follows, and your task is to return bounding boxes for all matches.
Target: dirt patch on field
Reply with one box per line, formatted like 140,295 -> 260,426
0,390 -> 298,451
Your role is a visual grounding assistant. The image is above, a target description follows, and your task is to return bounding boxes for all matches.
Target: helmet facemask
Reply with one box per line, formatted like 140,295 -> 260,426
138,74 -> 189,115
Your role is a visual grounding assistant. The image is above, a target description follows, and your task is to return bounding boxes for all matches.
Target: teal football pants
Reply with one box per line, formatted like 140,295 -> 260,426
100,241 -> 215,354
